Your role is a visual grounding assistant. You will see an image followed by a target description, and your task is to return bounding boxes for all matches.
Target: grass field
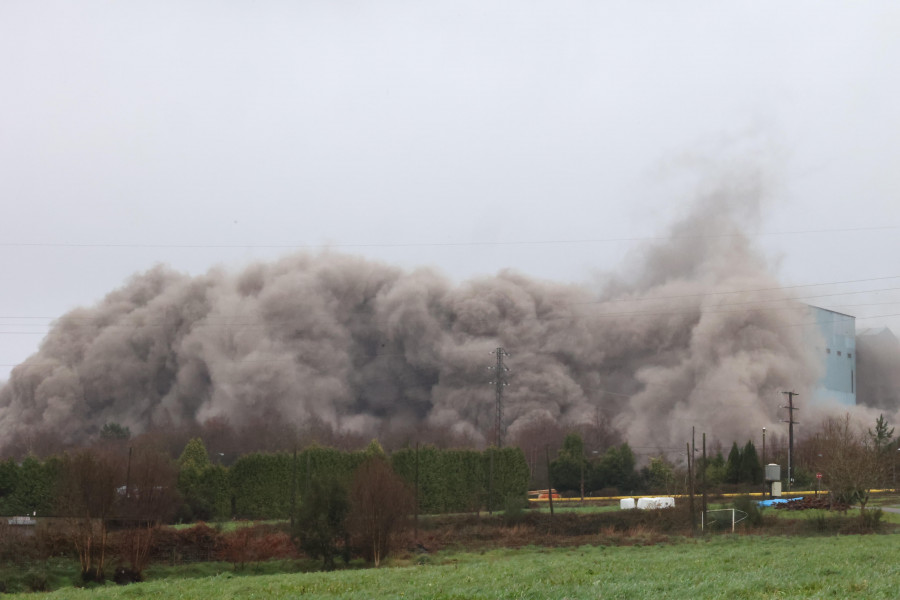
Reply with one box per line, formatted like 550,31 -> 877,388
5,534 -> 899,599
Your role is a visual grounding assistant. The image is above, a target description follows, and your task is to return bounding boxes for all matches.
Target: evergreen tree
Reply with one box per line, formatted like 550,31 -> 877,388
741,440 -> 762,485
598,443 -> 637,492
559,433 -> 585,461
99,422 -> 131,440
363,439 -> 387,460
868,414 -> 896,487
295,474 -> 349,570
177,438 -> 228,521
178,438 -> 212,471
725,442 -> 742,484
549,433 -> 586,493
868,414 -> 895,451
705,451 -> 726,485
646,457 -> 674,491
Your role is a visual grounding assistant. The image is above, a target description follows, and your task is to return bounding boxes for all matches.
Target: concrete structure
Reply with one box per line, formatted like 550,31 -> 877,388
805,305 -> 856,407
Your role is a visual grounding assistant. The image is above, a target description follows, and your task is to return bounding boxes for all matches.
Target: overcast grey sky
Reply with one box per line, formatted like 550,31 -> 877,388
2,1 -> 899,380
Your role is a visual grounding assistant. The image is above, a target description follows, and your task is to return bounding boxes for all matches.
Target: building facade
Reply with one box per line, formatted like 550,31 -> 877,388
806,305 -> 856,407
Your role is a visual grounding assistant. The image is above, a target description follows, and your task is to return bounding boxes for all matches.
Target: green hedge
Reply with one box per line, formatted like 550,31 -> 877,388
391,446 -> 529,514
0,443 -> 530,522
0,456 -> 61,517
229,446 -> 373,520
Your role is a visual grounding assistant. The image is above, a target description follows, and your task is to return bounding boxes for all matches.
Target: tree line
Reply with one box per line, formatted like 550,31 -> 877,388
547,413 -> 897,499
0,437 -> 530,578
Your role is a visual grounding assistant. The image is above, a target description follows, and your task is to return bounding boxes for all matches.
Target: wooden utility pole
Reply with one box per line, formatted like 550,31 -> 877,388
580,447 -> 585,503
701,433 -> 707,521
125,446 -> 133,500
781,392 -> 799,492
687,442 -> 695,536
414,442 -> 419,539
290,447 -> 297,532
545,446 -> 555,521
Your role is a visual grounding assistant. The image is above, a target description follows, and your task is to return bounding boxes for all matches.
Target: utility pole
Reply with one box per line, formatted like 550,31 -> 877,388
701,433 -> 707,522
580,449 -> 585,503
687,442 -> 695,536
125,446 -> 133,500
545,445 -> 555,524
781,391 -> 799,492
414,442 -> 419,539
489,347 -> 510,447
290,446 -> 297,532
762,427 -> 766,497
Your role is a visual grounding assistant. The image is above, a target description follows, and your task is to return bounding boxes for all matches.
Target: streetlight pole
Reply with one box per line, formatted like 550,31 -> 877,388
762,428 -> 766,464
762,427 -> 766,497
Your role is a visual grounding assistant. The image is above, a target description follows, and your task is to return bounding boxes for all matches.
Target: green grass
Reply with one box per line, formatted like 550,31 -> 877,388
170,519 -> 287,532
530,503 -> 619,514
5,534 -> 900,599
0,558 -> 80,594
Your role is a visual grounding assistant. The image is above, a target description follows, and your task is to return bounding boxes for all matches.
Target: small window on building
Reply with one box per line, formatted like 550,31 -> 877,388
837,351 -> 842,356
848,353 -> 852,359
826,348 -> 831,354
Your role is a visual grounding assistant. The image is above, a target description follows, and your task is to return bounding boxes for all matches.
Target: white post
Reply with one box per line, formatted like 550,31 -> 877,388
731,509 -> 736,533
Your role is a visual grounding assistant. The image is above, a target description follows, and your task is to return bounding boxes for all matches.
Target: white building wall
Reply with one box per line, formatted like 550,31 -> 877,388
805,305 -> 856,407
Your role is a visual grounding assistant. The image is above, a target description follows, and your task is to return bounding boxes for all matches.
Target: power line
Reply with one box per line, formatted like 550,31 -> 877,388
0,224 -> 898,251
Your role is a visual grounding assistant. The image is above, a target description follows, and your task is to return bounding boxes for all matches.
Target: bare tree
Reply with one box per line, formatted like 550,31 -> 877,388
817,415 -> 881,510
116,444 -> 180,581
57,448 -> 123,581
346,458 -> 413,567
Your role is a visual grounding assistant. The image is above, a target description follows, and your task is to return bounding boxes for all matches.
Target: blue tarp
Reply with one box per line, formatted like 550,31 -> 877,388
758,497 -> 803,507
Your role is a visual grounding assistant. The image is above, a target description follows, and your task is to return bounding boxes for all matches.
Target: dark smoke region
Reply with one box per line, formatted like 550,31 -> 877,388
0,188 -> 864,454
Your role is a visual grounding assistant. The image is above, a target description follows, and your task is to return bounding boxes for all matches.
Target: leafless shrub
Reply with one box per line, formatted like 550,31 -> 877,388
346,459 -> 414,567
115,445 -> 180,579
818,415 -> 881,509
57,447 -> 123,581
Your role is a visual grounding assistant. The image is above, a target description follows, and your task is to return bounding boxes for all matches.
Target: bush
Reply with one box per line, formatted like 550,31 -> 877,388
502,493 -> 528,526
23,568 -> 49,592
860,507 -> 883,531
804,509 -> 883,535
732,495 -> 764,527
295,475 -> 349,571
149,523 -> 222,564
113,567 -> 142,585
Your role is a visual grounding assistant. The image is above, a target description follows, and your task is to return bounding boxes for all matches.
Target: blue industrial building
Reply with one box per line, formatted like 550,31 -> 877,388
805,305 -> 856,407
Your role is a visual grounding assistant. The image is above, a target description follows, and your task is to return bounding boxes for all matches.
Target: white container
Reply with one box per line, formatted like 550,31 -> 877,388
636,497 -> 656,509
656,497 -> 675,509
636,496 -> 675,510
620,498 -> 636,510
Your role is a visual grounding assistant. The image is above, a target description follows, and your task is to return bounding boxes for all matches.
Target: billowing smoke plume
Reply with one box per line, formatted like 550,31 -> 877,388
856,329 -> 900,411
0,188 -> 834,451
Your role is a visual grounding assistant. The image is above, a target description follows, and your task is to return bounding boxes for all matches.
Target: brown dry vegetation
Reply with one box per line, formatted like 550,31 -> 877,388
410,507 -> 691,554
